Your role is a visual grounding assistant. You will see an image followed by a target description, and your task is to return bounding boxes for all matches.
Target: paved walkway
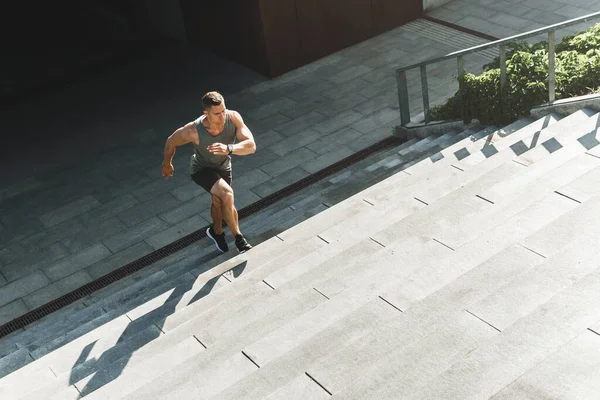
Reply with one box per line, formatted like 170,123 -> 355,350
0,0 -> 597,325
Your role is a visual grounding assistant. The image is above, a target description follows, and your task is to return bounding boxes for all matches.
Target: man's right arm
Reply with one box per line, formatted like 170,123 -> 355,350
162,121 -> 197,179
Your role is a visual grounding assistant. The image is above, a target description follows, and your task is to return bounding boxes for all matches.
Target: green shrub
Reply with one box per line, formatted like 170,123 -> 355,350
430,23 -> 600,125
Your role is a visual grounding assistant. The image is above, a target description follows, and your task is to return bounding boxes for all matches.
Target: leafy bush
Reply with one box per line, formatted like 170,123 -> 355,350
430,23 -> 600,125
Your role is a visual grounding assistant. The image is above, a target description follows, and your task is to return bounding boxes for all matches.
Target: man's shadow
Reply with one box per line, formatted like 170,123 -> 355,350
69,251 -> 247,397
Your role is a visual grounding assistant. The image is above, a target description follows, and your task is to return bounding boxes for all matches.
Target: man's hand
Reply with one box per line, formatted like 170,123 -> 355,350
207,142 -> 229,155
162,162 -> 174,179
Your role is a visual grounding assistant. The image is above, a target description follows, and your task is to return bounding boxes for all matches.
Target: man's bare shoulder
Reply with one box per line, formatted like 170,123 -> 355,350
228,109 -> 244,122
183,121 -> 199,141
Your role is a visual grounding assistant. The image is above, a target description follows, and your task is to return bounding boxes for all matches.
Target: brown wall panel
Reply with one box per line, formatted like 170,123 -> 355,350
179,0 -> 268,75
181,0 -> 422,77
259,0 -> 300,76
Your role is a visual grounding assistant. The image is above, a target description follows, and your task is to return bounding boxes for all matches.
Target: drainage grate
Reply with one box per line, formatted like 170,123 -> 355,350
0,135 -> 402,338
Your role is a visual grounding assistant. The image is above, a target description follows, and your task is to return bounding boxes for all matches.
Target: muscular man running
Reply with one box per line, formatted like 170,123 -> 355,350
162,91 -> 255,253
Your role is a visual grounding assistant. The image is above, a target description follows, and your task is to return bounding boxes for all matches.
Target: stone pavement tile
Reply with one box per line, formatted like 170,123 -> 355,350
234,148 -> 281,172
158,195 -> 211,226
524,0 -> 567,12
38,195 -> 101,228
320,93 -> 371,118
259,147 -> 318,177
358,76 -> 397,100
427,6 -> 472,24
235,189 -> 263,209
246,97 -> 299,121
103,217 -> 170,253
348,123 -> 398,153
328,65 -> 374,85
145,215 -> 206,250
1,242 -> 69,282
488,12 -> 542,31
285,80 -> 337,103
453,15 -> 510,36
306,128 -> 364,155
117,192 -> 181,227
79,194 -> 140,228
0,270 -> 50,308
170,181 -> 206,203
486,0 -> 533,17
555,4 -> 595,19
0,299 -> 28,325
86,241 -> 154,280
351,108 -> 400,134
278,100 -> 321,120
92,175 -> 155,205
323,79 -> 371,100
231,168 -> 272,191
522,9 -> 568,25
22,270 -> 94,310
43,242 -> 113,282
253,113 -> 292,132
0,242 -> 26,267
267,128 -> 323,157
252,129 -> 286,149
61,217 -> 127,254
130,178 -> 186,203
313,109 -> 364,134
301,146 -> 356,174
272,111 -> 328,137
354,92 -> 398,116
0,214 -> 45,248
361,65 -> 399,84
19,217 -> 85,252
251,167 -> 311,198
0,272 -> 6,287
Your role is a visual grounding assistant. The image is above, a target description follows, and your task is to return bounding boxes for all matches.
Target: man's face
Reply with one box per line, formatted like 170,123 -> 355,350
205,103 -> 226,124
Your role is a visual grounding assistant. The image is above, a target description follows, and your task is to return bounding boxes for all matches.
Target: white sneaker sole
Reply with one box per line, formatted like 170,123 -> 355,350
207,227 -> 227,253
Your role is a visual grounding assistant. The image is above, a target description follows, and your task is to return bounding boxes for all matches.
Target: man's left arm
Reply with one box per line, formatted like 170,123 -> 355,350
230,110 -> 257,155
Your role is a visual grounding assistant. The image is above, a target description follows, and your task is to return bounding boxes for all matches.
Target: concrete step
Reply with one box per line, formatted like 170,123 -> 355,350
1,238 -> 324,398
490,329 -> 600,400
295,191 -> 596,396
83,113 -> 596,400
210,190 -> 591,399
328,197 -> 600,398
3,109 -> 592,396
401,255 -> 600,399
120,146 -> 592,396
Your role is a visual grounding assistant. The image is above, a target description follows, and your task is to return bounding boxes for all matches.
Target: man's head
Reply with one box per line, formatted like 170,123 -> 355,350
202,91 -> 226,124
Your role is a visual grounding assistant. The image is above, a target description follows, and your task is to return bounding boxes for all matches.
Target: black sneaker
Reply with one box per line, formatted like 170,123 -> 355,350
235,234 -> 252,253
207,226 -> 228,252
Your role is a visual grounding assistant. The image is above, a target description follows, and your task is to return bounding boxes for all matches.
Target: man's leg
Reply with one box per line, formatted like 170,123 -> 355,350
211,195 -> 224,234
191,168 -> 229,252
210,179 -> 241,236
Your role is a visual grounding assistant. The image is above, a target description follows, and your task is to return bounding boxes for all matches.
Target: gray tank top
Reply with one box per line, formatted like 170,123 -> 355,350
189,111 -> 237,174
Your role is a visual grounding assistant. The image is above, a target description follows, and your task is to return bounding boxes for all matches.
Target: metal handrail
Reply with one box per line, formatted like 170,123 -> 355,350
396,11 -> 600,126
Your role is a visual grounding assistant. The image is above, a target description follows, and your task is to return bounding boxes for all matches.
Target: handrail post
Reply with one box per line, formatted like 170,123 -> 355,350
420,65 -> 430,123
548,29 -> 556,102
397,70 -> 410,126
457,55 -> 465,120
499,44 -> 507,97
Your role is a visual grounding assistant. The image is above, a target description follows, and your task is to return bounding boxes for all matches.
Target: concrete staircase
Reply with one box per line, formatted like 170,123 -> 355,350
1,105 -> 600,399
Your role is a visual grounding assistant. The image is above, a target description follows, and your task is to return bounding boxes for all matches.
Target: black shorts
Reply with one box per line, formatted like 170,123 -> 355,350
191,168 -> 232,193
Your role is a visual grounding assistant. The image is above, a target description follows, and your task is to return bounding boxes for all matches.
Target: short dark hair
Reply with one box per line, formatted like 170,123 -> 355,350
202,91 -> 224,110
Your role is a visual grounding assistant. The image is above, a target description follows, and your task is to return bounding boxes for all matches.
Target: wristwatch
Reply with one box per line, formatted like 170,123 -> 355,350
227,144 -> 234,155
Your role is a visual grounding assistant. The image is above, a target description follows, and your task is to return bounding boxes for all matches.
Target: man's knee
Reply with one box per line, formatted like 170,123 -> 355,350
212,183 -> 234,206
